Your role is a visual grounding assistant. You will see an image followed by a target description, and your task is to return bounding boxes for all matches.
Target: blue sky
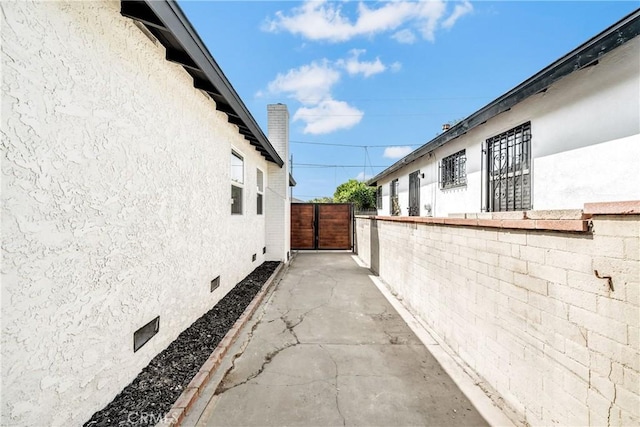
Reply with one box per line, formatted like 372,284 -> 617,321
178,1 -> 638,201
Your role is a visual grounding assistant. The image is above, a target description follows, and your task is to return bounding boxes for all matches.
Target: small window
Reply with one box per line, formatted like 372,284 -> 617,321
231,151 -> 244,184
231,151 -> 244,214
440,149 -> 466,189
376,186 -> 383,210
231,185 -> 243,214
390,179 -> 400,216
257,169 -> 264,215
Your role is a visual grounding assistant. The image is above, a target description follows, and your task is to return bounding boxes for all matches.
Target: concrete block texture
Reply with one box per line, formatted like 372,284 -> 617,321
356,213 -> 640,426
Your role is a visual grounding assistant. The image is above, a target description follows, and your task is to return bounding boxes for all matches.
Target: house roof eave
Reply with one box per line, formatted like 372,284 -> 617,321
121,0 -> 284,167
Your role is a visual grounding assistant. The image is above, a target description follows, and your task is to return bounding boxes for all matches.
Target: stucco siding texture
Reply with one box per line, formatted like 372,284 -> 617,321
2,1 -> 269,425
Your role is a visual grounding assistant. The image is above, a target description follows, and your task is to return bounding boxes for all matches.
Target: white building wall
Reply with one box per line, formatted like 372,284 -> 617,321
1,1 -> 277,425
266,104 -> 291,263
376,36 -> 640,216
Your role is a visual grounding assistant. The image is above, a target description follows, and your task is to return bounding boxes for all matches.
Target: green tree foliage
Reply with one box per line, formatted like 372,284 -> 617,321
308,196 -> 334,203
333,179 -> 376,210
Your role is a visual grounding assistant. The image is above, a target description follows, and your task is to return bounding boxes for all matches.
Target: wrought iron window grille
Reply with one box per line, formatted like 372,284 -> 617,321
440,150 -> 467,189
389,179 -> 400,216
486,122 -> 532,212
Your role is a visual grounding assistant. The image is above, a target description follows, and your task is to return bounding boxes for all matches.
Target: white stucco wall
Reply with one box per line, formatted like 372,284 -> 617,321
376,35 -> 640,216
266,104 -> 291,262
1,1 -> 279,425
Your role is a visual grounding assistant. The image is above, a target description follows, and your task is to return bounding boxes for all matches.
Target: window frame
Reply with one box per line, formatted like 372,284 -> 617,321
231,150 -> 244,215
440,149 -> 467,190
486,122 -> 532,212
376,186 -> 383,210
390,179 -> 400,216
256,168 -> 264,215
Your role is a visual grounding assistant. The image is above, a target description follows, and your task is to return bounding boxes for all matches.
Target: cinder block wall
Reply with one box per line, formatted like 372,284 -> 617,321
355,210 -> 639,426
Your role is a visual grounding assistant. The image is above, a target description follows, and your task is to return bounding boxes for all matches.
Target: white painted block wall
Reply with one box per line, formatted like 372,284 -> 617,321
1,1 -> 279,425
356,216 -> 640,426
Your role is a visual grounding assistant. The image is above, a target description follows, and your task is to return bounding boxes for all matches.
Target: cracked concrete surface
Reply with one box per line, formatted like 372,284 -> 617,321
188,252 -> 489,426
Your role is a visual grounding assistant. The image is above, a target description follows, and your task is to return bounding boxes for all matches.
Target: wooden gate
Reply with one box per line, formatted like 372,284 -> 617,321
291,203 -> 353,250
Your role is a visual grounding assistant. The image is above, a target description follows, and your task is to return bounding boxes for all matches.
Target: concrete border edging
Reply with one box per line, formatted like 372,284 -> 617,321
161,262 -> 285,427
354,256 -> 518,427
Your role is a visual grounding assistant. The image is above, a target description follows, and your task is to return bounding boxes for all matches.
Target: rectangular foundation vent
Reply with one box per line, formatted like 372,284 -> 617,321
263,246 -> 266,254
134,316 -> 159,352
211,276 -> 220,292
252,253 -> 257,262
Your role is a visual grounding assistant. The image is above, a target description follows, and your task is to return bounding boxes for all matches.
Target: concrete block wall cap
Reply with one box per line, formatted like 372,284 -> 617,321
524,209 -> 584,220
367,215 -> 589,233
159,261 -> 284,427
490,211 -> 526,220
444,218 -> 479,226
533,219 -> 589,232
583,200 -> 640,215
475,213 -> 493,220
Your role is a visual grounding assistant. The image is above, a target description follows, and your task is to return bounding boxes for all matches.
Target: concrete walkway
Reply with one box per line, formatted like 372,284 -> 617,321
184,252 -> 493,427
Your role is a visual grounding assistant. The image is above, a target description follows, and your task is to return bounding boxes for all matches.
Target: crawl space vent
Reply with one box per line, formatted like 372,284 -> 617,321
211,276 -> 220,292
134,316 -> 159,352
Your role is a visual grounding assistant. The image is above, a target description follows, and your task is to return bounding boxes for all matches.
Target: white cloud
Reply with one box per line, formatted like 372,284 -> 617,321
263,50 -> 398,134
383,146 -> 413,159
293,99 -> 363,134
264,0 -> 470,43
266,60 -> 340,103
392,29 -> 416,44
413,0 -> 447,42
442,1 -> 474,29
337,49 -> 386,78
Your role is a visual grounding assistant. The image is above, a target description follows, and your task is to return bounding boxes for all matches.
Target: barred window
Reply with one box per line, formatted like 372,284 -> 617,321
390,179 -> 400,216
486,122 -> 531,212
440,149 -> 466,189
376,186 -> 383,209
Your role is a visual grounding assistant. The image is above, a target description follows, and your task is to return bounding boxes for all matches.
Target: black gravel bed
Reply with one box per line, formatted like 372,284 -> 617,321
84,261 -> 280,427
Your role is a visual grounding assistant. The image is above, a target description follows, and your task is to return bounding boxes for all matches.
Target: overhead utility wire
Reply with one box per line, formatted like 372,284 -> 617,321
291,140 -> 422,148
295,163 -> 388,168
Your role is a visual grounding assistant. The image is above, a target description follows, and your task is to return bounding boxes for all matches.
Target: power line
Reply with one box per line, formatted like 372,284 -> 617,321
291,140 -> 422,148
295,163 -> 388,168
258,96 -> 491,102
294,112 -> 455,117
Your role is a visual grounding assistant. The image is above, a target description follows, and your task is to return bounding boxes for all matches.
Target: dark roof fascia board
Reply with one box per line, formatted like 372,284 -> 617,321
368,9 -> 640,186
289,174 -> 297,187
127,0 -> 284,167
